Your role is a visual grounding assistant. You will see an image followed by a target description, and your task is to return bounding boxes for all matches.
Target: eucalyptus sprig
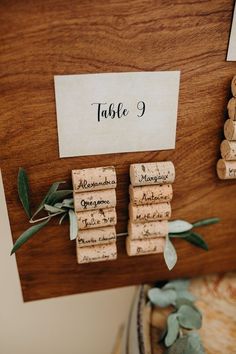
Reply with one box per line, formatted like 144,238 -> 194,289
148,279 -> 205,354
11,168 -> 78,255
164,218 -> 220,271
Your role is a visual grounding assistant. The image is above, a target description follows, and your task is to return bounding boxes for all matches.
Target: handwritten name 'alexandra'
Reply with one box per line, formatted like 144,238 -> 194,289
76,177 -> 116,191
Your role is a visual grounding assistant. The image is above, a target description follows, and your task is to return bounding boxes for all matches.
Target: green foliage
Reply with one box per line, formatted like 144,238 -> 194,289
69,209 -> 78,241
168,220 -> 193,233
165,314 -> 179,347
11,219 -> 49,255
148,279 -> 204,354
164,235 -> 177,270
177,305 -> 202,330
165,336 -> 189,354
165,217 -> 220,271
184,232 -> 208,250
17,168 -> 31,218
31,180 -> 66,218
148,288 -> 176,308
192,217 -> 220,228
11,168 -> 75,255
163,280 -> 189,291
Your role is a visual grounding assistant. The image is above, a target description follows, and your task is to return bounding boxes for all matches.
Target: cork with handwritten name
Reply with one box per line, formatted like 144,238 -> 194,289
217,76 -> 236,180
72,166 -> 117,263
127,161 -> 175,257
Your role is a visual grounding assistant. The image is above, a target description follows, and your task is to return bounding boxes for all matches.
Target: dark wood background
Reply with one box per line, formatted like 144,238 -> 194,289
1,0 -> 236,302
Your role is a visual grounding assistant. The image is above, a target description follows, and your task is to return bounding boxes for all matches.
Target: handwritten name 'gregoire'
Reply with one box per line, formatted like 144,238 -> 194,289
74,189 -> 116,212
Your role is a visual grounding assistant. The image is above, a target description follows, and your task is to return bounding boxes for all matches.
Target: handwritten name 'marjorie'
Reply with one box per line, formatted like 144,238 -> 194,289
76,177 -> 116,191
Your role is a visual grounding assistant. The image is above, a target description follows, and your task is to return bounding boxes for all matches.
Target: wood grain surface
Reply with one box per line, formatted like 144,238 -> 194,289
1,0 -> 236,301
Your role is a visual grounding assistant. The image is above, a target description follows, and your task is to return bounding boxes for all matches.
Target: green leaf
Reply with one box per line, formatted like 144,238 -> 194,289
184,332 -> 205,354
177,305 -> 202,330
184,232 -> 208,250
165,336 -> 188,354
192,217 -> 220,228
163,280 -> 189,291
168,220 -> 193,234
44,204 -> 65,213
165,314 -> 179,347
148,288 -> 176,308
62,198 -> 74,209
68,209 -> 78,240
10,219 -> 49,255
169,231 -> 192,238
54,202 -> 63,208
55,199 -> 74,209
17,168 -> 31,218
175,298 -> 202,316
164,236 -> 177,270
46,190 -> 73,205
32,181 -> 66,218
59,212 -> 68,225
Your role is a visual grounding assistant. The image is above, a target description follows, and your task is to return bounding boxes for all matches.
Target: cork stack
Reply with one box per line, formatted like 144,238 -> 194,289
72,166 -> 118,264
217,75 -> 236,180
126,161 -> 175,256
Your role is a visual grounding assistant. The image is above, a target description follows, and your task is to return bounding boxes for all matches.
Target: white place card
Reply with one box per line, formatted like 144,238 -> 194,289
227,3 -> 236,61
54,71 -> 180,158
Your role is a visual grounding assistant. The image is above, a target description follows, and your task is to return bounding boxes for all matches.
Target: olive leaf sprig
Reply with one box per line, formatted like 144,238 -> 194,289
148,279 -> 205,354
163,218 -> 220,271
11,168 -> 78,255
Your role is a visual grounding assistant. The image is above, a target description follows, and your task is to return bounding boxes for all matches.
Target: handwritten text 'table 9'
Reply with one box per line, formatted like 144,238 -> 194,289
91,101 -> 146,122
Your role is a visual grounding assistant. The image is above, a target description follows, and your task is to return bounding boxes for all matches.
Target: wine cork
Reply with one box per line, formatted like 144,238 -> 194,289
77,226 -> 116,247
77,243 -> 117,264
126,237 -> 165,256
217,159 -> 236,180
74,189 -> 116,212
128,220 -> 168,240
130,161 -> 175,186
224,119 -> 236,141
231,75 -> 236,97
227,97 -> 236,121
220,140 -> 236,160
129,184 -> 173,205
77,207 -> 117,229
72,166 -> 117,192
129,202 -> 171,223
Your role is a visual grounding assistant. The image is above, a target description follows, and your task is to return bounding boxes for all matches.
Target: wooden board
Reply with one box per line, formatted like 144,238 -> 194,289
1,0 -> 236,302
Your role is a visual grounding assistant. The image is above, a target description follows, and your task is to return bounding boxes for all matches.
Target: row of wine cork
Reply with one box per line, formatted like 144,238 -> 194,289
127,161 -> 175,257
72,167 -> 118,264
217,76 -> 236,180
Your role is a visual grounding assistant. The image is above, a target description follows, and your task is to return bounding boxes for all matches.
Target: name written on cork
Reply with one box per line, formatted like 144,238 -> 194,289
72,167 -> 117,193
74,189 -> 116,211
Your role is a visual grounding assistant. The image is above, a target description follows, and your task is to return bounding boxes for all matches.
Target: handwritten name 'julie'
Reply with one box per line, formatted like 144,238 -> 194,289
91,101 -> 146,122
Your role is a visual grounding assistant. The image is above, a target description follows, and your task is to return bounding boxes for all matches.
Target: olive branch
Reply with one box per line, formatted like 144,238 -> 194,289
12,167 -> 220,272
